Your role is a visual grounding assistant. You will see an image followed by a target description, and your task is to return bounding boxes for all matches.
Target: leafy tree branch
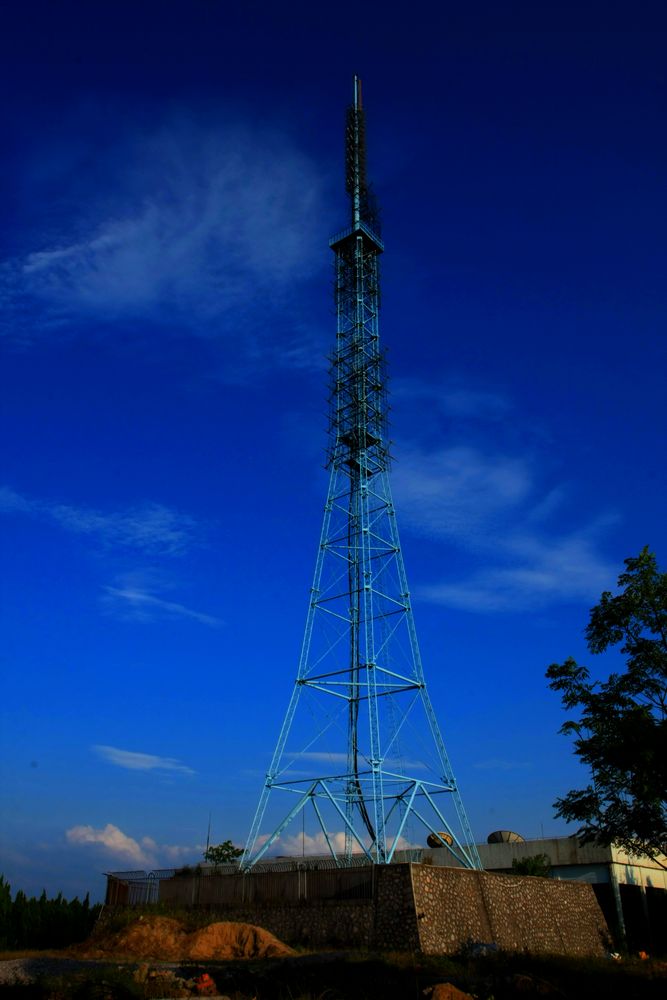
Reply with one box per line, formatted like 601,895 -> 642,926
203,840 -> 243,867
546,547 -> 667,865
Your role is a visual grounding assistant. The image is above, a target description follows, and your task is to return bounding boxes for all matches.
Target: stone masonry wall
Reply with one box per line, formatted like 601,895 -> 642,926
176,901 -> 375,950
130,862 -> 611,955
373,863 -> 420,951
410,865 -> 610,957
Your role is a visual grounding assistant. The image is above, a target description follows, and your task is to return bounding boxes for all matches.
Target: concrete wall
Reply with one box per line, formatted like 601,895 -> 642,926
465,836 -> 667,892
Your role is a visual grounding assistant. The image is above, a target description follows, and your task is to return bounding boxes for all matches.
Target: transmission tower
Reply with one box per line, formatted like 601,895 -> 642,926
242,78 -> 481,871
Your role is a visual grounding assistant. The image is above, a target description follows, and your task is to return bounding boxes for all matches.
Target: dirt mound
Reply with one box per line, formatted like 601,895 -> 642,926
187,921 -> 292,960
78,916 -> 185,960
78,915 -> 294,961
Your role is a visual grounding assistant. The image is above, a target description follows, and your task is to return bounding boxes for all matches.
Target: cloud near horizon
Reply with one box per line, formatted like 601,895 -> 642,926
265,830 -> 418,857
66,822 -> 200,869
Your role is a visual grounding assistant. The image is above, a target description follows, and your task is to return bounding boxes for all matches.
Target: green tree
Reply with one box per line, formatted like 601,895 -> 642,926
546,547 -> 667,863
11,890 -> 28,949
0,878 -> 101,950
511,853 -> 552,877
0,876 -> 11,949
203,840 -> 243,867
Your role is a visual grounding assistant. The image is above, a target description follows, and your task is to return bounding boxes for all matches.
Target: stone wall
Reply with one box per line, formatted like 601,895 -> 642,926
409,865 -> 610,956
116,863 -> 611,955
372,862 -> 420,951
168,901 -> 375,950
195,866 -> 609,956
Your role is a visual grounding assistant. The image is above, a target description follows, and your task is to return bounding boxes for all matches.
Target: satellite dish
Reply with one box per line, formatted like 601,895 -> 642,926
427,831 -> 454,849
487,830 -> 525,844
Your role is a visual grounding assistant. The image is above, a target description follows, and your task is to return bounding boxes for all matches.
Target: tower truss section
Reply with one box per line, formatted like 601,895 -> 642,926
242,78 -> 481,871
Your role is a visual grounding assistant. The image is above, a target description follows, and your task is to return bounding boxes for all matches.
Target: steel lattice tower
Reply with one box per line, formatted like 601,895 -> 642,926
242,79 -> 481,871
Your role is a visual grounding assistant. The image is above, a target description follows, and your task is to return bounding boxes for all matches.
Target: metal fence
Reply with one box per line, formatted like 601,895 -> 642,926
106,863 -> 376,907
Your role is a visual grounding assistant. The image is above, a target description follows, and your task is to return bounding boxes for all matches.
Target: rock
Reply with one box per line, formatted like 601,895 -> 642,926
133,963 -> 150,983
425,984 -> 474,1000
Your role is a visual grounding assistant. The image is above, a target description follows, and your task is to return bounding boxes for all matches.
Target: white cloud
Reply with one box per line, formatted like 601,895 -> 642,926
66,823 -> 153,867
93,744 -> 195,775
0,486 -> 32,513
392,445 -> 532,543
391,428 -> 616,612
160,842 -> 204,864
66,822 -> 201,869
274,830 -> 417,857
2,118 -> 325,352
278,830 -> 347,856
0,485 -> 196,554
393,377 -> 511,420
418,524 -> 615,612
102,583 -> 222,627
52,503 -> 195,553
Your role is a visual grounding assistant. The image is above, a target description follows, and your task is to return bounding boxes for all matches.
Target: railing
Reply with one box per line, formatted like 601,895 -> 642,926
329,220 -> 384,251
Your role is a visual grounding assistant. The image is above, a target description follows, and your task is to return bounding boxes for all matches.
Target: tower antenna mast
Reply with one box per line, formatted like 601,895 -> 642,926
242,79 -> 481,870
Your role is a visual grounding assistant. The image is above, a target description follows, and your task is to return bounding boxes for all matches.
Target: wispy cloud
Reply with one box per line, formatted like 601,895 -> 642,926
66,822 -> 200,869
393,376 -> 511,420
66,823 -> 152,867
418,524 -> 615,612
0,486 -> 32,514
102,579 -> 222,627
0,485 -> 196,554
390,378 -> 617,613
1,117 -> 325,358
93,744 -> 195,775
392,445 -> 532,545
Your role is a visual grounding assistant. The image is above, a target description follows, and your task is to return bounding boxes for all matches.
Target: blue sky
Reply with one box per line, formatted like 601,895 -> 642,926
1,2 -> 666,901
